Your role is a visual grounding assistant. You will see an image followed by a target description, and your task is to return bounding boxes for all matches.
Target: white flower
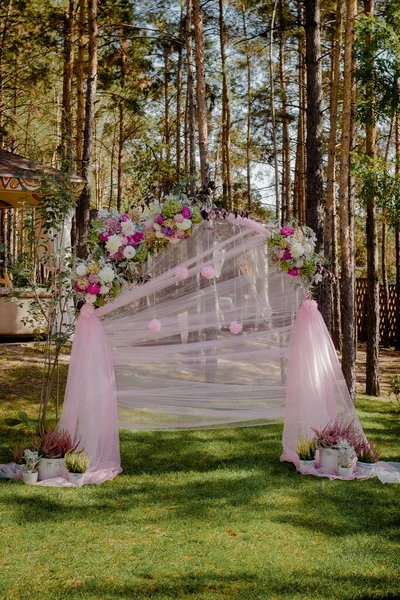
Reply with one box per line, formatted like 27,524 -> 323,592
98,266 -> 116,284
123,245 -> 136,259
155,231 -> 166,239
121,220 -> 134,236
314,273 -> 323,284
289,242 -> 304,259
76,264 -> 87,277
153,223 -> 162,231
303,242 -> 312,255
105,234 -> 123,253
176,219 -> 192,231
85,294 -> 97,304
99,285 -> 110,295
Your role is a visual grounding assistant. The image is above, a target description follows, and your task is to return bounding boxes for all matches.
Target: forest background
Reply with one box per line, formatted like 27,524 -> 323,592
0,0 -> 399,401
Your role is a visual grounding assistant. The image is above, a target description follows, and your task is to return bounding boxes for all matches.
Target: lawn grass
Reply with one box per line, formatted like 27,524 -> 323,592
0,352 -> 399,599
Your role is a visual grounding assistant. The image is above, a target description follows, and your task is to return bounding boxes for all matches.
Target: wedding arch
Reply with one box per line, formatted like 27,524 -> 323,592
58,213 -> 361,484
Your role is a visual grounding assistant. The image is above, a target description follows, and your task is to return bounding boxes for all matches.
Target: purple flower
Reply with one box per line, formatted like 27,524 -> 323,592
88,274 -> 100,284
162,227 -> 175,237
280,225 -> 294,237
121,214 -> 130,222
283,250 -> 292,260
288,267 -> 299,277
133,231 -> 144,243
181,206 -> 191,219
104,217 -> 121,234
126,236 -> 137,247
157,214 -> 164,225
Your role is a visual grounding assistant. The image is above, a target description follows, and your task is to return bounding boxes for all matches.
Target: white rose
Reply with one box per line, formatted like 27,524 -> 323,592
153,223 -> 161,231
123,245 -> 136,259
176,219 -> 192,231
294,259 -> 304,268
76,263 -> 87,277
121,220 -> 134,236
290,242 -> 304,259
303,243 -> 312,254
155,231 -> 166,239
98,266 -> 116,284
85,294 -> 97,304
99,285 -> 110,295
105,234 -> 123,253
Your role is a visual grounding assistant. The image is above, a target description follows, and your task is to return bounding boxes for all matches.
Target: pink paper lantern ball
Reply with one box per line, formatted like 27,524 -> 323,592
148,319 -> 161,332
175,267 -> 189,280
229,321 -> 243,335
201,265 -> 215,280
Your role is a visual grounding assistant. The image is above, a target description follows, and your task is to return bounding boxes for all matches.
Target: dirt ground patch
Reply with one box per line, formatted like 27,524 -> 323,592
356,344 -> 399,398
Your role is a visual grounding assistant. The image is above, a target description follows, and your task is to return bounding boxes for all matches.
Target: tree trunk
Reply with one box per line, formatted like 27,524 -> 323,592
176,42 -> 183,178
163,44 -> 170,165
117,34 -> 126,211
364,0 -> 380,396
270,0 -> 280,223
185,0 -> 196,194
323,0 -> 343,341
339,0 -> 357,399
293,0 -> 306,225
193,0 -> 210,191
305,0 -> 324,252
220,0 -> 233,210
61,0 -> 75,171
279,0 -> 291,222
242,4 -> 251,212
76,0 -> 98,259
76,0 -> 86,171
396,114 -> 400,352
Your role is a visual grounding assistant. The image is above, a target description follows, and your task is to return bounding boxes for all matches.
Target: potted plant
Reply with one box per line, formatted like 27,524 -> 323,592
33,428 -> 79,481
64,451 -> 90,487
355,439 -> 382,477
21,449 -> 41,484
336,439 -> 356,478
13,444 -> 27,477
311,417 -> 361,472
296,438 -> 316,473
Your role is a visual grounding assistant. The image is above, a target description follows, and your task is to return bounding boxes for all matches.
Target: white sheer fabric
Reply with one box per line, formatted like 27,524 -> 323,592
96,218 -> 303,429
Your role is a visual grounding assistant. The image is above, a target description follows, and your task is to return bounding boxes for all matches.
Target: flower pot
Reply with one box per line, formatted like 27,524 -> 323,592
38,457 -> 65,481
338,465 -> 353,478
356,461 -> 377,477
299,459 -> 316,474
22,471 -> 38,484
318,448 -> 339,472
67,472 -> 85,487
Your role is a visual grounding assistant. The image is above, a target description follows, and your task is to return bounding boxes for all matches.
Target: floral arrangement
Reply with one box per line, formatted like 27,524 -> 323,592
64,451 -> 90,474
266,224 -> 325,285
310,417 -> 362,450
72,196 -> 204,307
336,439 -> 356,468
33,428 -> 79,459
356,438 -> 382,464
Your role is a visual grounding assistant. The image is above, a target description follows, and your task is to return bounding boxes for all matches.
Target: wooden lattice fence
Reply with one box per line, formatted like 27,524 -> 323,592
356,279 -> 399,347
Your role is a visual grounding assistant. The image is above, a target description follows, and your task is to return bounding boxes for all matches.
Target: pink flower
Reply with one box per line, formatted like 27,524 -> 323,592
175,267 -> 189,280
157,214 -> 164,225
280,225 -> 294,237
283,250 -> 292,260
74,281 -> 84,293
133,231 -> 144,243
121,214 -> 130,222
87,282 -> 101,295
288,267 -> 299,277
100,232 -> 110,242
181,206 -> 191,219
295,259 -> 304,268
120,236 -> 128,246
201,265 -> 215,280
174,214 -> 184,223
148,319 -> 161,332
88,274 -> 100,284
276,249 -> 285,259
176,230 -> 186,239
229,321 -> 243,335
104,217 -> 121,234
144,219 -> 155,230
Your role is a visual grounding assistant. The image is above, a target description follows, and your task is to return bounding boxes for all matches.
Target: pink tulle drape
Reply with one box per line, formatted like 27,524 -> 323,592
58,303 -> 122,483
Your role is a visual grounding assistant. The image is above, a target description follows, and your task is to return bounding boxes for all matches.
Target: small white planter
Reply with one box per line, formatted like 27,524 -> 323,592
38,458 -> 65,481
338,465 -> 353,478
299,459 -> 316,474
67,472 -> 85,487
318,448 -> 339,472
22,471 -> 38,484
357,461 -> 377,477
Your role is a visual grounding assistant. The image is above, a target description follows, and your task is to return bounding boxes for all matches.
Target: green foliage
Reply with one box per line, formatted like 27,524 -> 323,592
389,374 -> 400,412
295,438 -> 316,461
64,451 -> 90,474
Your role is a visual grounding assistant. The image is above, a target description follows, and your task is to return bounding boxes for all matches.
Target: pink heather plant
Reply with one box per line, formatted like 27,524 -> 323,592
33,428 -> 79,459
311,417 -> 364,449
